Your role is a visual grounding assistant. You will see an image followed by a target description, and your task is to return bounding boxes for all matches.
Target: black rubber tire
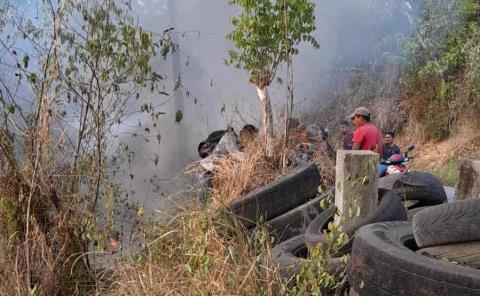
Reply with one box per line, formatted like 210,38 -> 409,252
343,189 -> 407,235
349,221 -> 480,296
413,199 -> 480,248
263,189 -> 333,243
271,235 -> 343,281
397,171 -> 440,187
378,174 -> 402,190
206,130 -> 227,143
305,189 -> 407,249
406,206 -> 429,221
393,172 -> 447,206
229,162 -> 321,228
304,207 -> 335,249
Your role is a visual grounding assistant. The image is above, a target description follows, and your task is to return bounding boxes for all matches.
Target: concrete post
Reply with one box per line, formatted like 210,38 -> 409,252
334,150 -> 379,229
455,158 -> 480,200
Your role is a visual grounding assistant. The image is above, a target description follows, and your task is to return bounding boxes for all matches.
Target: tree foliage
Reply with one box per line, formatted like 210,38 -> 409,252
226,0 -> 319,87
402,0 -> 480,140
0,0 -> 173,293
226,0 -> 318,157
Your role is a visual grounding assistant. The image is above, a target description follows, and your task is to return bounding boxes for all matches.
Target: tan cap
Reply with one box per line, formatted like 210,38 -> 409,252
350,107 -> 371,119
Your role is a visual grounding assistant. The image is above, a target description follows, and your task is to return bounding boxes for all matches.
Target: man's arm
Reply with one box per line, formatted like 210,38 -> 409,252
352,142 -> 361,150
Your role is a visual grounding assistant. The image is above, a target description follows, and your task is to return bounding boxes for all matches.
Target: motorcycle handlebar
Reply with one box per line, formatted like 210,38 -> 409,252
381,157 -> 413,165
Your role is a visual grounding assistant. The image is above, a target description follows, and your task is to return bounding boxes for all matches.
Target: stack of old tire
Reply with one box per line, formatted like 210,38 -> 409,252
349,176 -> 480,295
229,162 -> 327,242
268,171 -> 450,292
229,163 -> 472,294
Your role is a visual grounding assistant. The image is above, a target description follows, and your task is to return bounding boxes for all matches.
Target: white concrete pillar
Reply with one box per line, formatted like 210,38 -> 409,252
334,150 -> 379,229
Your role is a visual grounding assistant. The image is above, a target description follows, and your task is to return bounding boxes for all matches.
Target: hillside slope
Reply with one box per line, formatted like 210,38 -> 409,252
396,122 -> 480,186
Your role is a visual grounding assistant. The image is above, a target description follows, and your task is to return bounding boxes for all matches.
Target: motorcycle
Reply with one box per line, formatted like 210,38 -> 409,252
380,145 -> 415,177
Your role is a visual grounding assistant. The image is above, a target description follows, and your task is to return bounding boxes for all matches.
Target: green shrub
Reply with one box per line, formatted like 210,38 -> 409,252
430,159 -> 459,187
401,0 -> 480,135
422,101 -> 450,141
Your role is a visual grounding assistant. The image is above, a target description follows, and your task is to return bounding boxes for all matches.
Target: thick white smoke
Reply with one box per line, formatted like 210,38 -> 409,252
116,0 -> 417,211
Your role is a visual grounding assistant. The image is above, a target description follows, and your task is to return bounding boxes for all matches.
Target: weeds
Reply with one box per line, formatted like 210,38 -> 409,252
289,193 -> 350,296
0,0 -> 174,294
210,138 -> 280,209
312,150 -> 336,187
107,206 -> 282,296
106,132 -> 343,295
107,195 -> 352,296
429,160 -> 459,187
400,0 -> 480,140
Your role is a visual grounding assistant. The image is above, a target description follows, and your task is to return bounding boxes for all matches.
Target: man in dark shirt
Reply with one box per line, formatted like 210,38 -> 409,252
382,132 -> 401,160
340,120 -> 353,150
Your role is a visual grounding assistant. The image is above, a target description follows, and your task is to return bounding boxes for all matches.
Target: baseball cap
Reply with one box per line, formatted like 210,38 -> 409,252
350,107 -> 371,119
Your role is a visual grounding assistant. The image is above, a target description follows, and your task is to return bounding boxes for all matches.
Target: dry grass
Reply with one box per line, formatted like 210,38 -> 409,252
0,137 -> 95,295
312,151 -> 336,186
104,133 -> 340,296
106,206 -> 283,296
103,139 -> 288,296
396,118 -> 480,185
210,138 -> 281,209
209,132 -> 336,208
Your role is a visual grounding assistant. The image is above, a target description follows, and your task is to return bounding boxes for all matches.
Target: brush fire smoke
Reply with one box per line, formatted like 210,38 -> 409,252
114,0 -> 419,211
0,0 -> 419,213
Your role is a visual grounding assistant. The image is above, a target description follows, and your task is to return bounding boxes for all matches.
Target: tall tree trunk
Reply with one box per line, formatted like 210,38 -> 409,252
255,85 -> 275,158
167,0 -> 189,170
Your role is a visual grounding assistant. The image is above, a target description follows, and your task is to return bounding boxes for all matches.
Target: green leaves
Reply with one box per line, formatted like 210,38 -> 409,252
27,73 -> 37,84
227,0 -> 318,85
175,110 -> 183,123
22,54 -> 29,69
401,0 -> 480,139
6,103 -> 15,114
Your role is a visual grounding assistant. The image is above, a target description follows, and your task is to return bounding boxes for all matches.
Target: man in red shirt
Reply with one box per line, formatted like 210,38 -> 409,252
349,107 -> 383,155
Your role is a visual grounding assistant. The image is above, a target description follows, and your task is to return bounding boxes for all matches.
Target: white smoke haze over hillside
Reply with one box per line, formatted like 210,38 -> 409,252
121,0 -> 418,210
1,0 -> 418,211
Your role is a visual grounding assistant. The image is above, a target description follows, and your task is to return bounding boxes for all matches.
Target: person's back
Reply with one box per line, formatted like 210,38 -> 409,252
198,130 -> 227,159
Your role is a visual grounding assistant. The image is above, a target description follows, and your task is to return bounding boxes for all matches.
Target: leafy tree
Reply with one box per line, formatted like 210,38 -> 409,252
226,0 -> 319,157
402,0 -> 480,140
0,0 -> 173,293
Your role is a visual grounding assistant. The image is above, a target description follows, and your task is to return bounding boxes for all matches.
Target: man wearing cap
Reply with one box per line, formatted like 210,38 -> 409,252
350,107 -> 383,155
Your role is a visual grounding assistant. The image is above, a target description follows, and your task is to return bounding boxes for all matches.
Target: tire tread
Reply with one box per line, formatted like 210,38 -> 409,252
413,199 -> 480,248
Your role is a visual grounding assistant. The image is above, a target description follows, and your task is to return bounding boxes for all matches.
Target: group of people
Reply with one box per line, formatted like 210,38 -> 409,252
340,106 -> 400,161
289,120 -> 333,163
196,124 -> 259,205
195,106 -> 402,205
